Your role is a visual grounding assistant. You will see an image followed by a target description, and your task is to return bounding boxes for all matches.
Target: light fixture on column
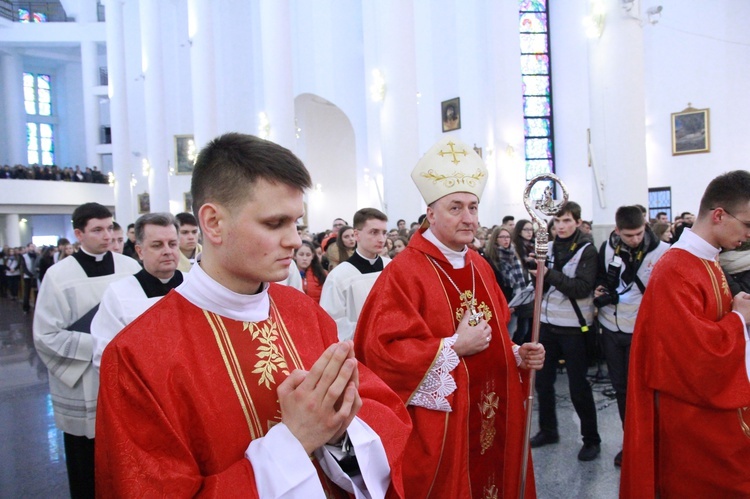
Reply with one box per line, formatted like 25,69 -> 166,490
258,112 -> 271,139
141,158 -> 151,177
186,138 -> 197,164
295,118 -> 302,139
130,174 -> 138,187
370,69 -> 386,102
108,172 -> 115,186
583,0 -> 606,38
647,5 -> 662,24
20,218 -> 28,224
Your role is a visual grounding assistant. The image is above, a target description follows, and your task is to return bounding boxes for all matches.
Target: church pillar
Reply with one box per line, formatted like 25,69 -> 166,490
587,0 -> 649,224
362,0 -> 422,221
80,41 -> 101,170
187,0 -> 218,150
258,1 -> 295,150
139,0 -> 170,213
5,214 -> 21,248
2,51 -> 27,166
104,0 -> 134,223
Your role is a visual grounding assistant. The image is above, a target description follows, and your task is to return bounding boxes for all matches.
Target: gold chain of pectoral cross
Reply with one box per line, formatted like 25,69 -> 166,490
430,258 -> 482,326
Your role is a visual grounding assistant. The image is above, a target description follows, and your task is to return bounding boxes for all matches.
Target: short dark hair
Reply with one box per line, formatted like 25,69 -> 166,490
615,205 -> 645,230
634,204 -> 647,216
72,202 -> 112,231
353,208 -> 388,230
397,219 -> 405,225
502,215 -> 515,224
175,212 -> 198,227
135,213 -> 179,245
191,133 -> 312,223
556,201 -> 582,221
699,171 -> 750,217
57,237 -> 70,247
127,223 -> 135,231
656,211 -> 667,218
112,221 -> 122,231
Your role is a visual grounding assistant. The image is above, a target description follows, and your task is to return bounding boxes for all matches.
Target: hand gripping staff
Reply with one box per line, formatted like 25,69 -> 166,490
518,174 -> 569,499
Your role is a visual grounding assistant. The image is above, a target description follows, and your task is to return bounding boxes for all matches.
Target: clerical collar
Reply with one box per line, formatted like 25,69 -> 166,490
423,228 -> 468,269
176,257 -> 271,322
347,250 -> 383,274
672,227 -> 720,261
72,249 -> 115,277
79,246 -> 107,262
134,269 -> 184,299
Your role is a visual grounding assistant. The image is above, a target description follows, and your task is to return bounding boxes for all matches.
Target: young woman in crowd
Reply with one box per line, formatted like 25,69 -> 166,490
511,219 -> 537,344
4,248 -> 21,300
294,240 -> 327,303
325,225 -> 356,270
390,237 -> 408,258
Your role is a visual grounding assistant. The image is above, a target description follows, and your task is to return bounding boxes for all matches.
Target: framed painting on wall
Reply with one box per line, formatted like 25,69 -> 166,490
441,97 -> 461,132
671,107 -> 710,155
175,135 -> 197,174
137,192 -> 150,214
184,192 -> 193,214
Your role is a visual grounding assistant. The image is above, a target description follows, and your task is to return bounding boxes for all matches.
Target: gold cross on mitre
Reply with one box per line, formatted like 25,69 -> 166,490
438,141 -> 468,165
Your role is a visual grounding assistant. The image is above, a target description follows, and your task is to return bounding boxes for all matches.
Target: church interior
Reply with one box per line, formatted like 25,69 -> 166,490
1,0 -> 748,497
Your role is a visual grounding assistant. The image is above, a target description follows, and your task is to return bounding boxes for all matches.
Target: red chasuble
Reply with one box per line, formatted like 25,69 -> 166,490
621,248 -> 750,497
354,229 -> 535,498
96,284 -> 411,497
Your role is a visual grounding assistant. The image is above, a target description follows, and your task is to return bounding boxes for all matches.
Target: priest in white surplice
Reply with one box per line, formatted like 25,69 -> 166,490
33,202 -> 142,498
92,213 -> 183,371
320,208 -> 391,341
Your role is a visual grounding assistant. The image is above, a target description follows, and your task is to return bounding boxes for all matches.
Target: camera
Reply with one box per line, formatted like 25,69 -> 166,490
594,258 -> 622,308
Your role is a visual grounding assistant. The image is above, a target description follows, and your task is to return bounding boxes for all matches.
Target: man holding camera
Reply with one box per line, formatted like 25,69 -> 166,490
529,201 -> 602,461
594,206 -> 669,467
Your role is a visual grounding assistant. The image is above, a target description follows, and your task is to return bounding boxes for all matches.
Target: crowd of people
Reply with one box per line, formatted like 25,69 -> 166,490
4,133 -> 749,498
0,163 -> 109,183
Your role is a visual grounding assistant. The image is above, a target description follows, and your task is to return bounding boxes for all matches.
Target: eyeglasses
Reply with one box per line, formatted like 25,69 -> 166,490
717,208 -> 750,229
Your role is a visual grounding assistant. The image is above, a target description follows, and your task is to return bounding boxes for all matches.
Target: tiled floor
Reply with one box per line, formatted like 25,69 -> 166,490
0,294 -> 623,498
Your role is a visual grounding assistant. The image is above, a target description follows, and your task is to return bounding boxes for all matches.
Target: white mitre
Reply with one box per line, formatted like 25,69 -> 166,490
410,137 -> 488,205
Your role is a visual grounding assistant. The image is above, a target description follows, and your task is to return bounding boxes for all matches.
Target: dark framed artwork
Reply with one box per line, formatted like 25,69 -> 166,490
671,107 -> 710,155
441,97 -> 461,132
184,192 -> 193,214
175,135 -> 197,174
137,192 -> 150,214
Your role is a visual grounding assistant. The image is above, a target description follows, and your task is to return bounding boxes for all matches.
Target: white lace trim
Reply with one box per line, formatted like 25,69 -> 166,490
409,335 -> 460,412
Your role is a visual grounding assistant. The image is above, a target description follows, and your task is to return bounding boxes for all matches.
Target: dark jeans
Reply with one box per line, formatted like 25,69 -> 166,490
6,275 -> 19,299
513,316 -> 532,344
535,322 -> 601,445
22,277 -> 35,312
600,325 -> 631,426
63,433 -> 95,499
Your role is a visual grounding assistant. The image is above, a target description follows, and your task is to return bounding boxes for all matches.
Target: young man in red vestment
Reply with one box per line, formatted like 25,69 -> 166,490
621,170 -> 750,497
96,133 -> 411,497
355,137 -> 545,498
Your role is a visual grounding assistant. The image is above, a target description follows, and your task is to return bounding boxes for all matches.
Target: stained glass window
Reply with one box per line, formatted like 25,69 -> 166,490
18,9 -> 48,23
520,0 -> 554,196
24,72 -> 55,165
648,187 -> 672,221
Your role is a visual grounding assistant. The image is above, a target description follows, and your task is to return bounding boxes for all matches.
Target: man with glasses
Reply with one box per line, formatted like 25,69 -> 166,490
621,170 -> 750,497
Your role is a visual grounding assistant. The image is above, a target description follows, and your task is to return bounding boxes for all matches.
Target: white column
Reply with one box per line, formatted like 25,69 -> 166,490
588,0 -> 649,222
258,1 -> 295,150
362,0 -> 421,221
5,214 -> 21,248
2,51 -> 27,166
80,42 -> 100,169
104,0 -> 134,223
188,0 -> 218,150
139,0 -> 170,213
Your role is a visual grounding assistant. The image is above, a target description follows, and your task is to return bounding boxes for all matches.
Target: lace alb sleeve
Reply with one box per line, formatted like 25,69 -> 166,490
408,334 -> 459,412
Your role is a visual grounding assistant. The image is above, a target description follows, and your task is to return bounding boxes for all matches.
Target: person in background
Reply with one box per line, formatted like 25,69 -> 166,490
122,224 -> 138,260
5,247 -> 20,300
327,225 -> 356,270
390,237 -> 408,258
651,222 -> 672,244
294,240 -> 327,303
110,222 -> 125,254
175,212 -> 202,272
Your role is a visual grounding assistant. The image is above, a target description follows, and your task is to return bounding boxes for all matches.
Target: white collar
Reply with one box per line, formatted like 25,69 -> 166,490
79,246 -> 107,262
671,227 -> 720,261
355,249 -> 379,265
423,228 -> 468,269
176,257 -> 271,322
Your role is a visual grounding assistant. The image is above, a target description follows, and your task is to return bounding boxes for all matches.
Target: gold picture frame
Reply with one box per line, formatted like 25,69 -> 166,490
441,97 -> 461,132
174,135 -> 197,175
671,107 -> 710,155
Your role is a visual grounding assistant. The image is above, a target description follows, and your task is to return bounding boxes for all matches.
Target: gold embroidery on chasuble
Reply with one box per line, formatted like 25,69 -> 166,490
482,482 -> 499,499
453,290 -> 493,324
478,383 -> 498,455
204,300 -> 304,438
739,407 -> 750,439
